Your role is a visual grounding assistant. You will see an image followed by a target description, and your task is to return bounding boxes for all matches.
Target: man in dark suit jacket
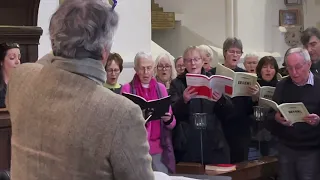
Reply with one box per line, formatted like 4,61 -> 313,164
301,27 -> 320,76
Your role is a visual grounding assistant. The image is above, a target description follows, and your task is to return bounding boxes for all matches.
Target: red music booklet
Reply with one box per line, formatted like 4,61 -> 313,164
186,74 -> 233,101
186,72 -> 257,100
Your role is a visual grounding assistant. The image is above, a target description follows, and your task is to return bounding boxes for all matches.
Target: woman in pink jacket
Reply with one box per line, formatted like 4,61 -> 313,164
121,52 -> 176,174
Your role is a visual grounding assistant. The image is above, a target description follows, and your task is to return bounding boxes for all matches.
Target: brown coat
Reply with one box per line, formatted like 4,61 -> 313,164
6,60 -> 154,180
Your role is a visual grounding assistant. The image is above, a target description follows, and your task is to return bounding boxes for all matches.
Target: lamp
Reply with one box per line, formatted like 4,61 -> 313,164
193,113 -> 207,165
253,106 -> 269,159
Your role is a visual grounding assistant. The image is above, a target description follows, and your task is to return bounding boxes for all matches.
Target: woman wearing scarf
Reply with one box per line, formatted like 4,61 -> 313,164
121,52 -> 176,174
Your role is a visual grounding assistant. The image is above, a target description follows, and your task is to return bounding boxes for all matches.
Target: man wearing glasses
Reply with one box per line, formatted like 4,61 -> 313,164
266,47 -> 320,180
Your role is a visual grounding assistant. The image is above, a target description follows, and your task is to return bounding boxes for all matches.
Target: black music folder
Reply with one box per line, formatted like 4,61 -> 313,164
122,92 -> 171,122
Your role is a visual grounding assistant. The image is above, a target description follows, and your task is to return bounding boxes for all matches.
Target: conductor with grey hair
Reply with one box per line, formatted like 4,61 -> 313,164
267,47 -> 320,180
7,0 -> 155,180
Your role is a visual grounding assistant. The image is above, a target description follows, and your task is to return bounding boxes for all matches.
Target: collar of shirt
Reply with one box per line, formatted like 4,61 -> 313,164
293,71 -> 314,86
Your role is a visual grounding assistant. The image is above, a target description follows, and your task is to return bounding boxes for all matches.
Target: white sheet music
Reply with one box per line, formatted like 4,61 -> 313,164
154,172 -> 200,180
170,177 -> 200,180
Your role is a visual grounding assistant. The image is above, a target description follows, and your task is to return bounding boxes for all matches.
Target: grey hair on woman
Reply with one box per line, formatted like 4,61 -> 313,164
134,51 -> 153,68
222,37 -> 243,56
49,0 -> 119,59
154,53 -> 177,80
244,53 -> 259,61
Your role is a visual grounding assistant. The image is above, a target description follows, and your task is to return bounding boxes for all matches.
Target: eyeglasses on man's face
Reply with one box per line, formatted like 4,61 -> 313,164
286,62 -> 307,72
137,66 -> 153,73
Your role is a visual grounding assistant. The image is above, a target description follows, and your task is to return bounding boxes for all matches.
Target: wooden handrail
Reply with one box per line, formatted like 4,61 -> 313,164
176,156 -> 278,180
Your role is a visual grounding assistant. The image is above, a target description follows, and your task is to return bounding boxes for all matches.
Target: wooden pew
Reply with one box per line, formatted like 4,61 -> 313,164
176,156 -> 278,180
0,109 -> 10,170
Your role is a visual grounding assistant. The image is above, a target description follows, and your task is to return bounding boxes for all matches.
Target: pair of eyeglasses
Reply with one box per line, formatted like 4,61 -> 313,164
157,65 -> 171,70
227,50 -> 242,55
138,66 -> 153,72
184,58 -> 201,64
286,62 -> 306,72
106,68 -> 120,73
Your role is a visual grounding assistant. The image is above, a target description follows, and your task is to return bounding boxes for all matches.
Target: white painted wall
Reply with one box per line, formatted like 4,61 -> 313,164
154,0 -> 290,59
182,0 -> 226,47
37,0 -> 59,58
152,22 -> 215,57
112,0 -> 151,84
303,0 -> 320,28
37,0 -> 152,84
37,0 -> 151,63
111,0 -> 151,63
156,0 -> 226,47
236,0 -> 289,55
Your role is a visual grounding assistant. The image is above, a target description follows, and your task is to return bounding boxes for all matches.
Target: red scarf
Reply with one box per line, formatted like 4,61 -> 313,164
132,74 -> 159,101
132,74 -> 161,144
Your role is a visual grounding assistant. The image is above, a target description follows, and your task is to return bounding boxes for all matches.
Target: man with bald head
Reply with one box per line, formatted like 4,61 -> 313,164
266,47 -> 320,180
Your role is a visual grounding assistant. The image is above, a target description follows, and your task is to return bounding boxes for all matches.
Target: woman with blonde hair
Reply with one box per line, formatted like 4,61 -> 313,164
154,53 -> 177,89
198,45 -> 218,73
169,46 -> 232,164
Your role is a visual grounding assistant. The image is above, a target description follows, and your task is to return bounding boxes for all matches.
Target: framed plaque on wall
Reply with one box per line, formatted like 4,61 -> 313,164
284,0 -> 302,5
279,9 -> 301,26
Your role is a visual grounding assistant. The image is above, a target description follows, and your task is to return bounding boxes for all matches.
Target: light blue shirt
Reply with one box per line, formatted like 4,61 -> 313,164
293,71 -> 314,86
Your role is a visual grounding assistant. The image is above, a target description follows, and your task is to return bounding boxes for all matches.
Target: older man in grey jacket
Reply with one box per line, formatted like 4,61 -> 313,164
6,0 -> 154,180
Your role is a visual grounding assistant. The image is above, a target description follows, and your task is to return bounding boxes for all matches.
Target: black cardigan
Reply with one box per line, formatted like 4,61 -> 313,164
266,76 -> 320,150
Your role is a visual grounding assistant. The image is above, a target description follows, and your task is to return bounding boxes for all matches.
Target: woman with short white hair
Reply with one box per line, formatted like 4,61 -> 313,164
243,53 -> 259,73
121,52 -> 176,174
154,53 -> 177,89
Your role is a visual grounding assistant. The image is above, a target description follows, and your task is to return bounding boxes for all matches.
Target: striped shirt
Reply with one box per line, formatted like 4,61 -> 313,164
293,71 -> 314,86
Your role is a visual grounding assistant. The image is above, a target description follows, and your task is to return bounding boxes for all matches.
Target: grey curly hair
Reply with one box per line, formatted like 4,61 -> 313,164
49,0 -> 119,59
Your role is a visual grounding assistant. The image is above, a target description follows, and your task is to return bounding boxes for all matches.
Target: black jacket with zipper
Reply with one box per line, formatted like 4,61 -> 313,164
169,68 -> 233,164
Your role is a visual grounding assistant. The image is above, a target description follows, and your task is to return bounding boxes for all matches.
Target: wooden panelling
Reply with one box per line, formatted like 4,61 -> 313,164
0,110 -> 11,170
0,0 -> 40,26
0,26 -> 43,63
